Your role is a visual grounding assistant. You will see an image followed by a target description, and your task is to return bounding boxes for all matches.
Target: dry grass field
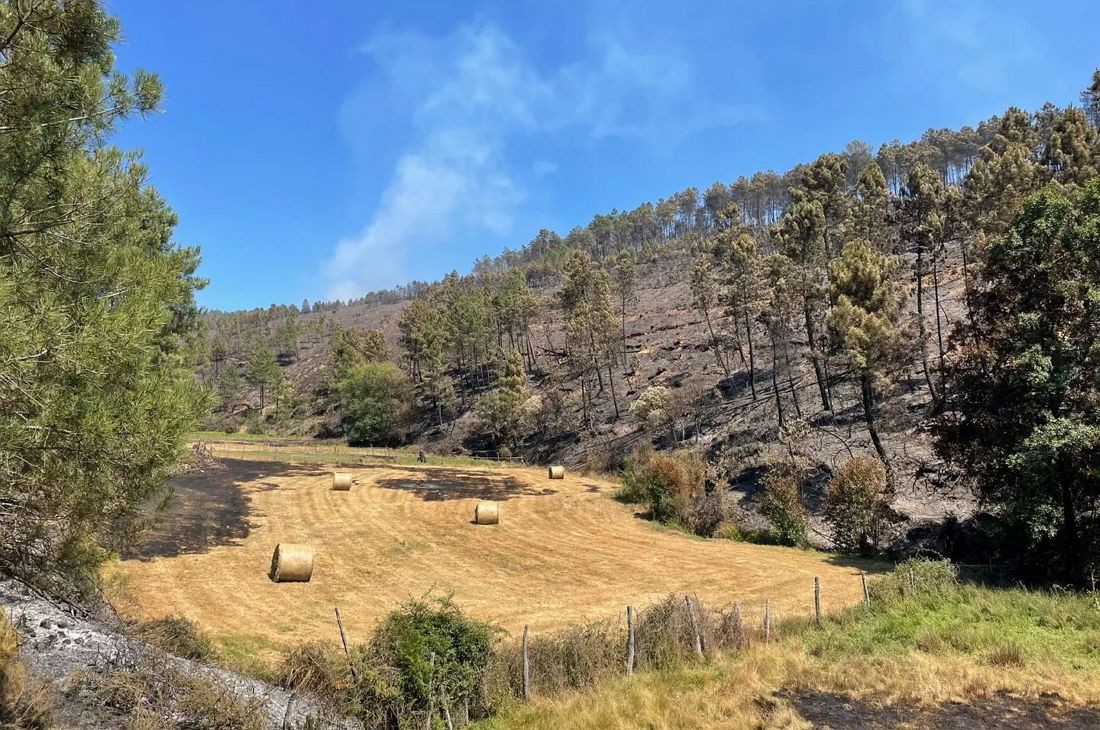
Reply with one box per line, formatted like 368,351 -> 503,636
112,455 -> 880,663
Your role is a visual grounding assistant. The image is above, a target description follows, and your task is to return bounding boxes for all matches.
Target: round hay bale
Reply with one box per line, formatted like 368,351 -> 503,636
548,465 -> 565,480
269,543 -> 314,582
474,501 -> 499,525
332,472 -> 353,491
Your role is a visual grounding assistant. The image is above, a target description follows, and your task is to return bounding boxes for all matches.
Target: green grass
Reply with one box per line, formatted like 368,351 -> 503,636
802,584 -> 1100,672
213,633 -> 284,681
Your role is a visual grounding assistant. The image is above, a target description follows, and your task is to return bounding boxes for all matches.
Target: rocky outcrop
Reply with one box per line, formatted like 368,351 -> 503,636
0,580 -> 357,729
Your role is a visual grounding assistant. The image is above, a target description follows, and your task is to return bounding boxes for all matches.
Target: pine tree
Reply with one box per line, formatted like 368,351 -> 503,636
476,349 -> 529,448
1079,68 -> 1100,129
0,1 -> 204,593
849,161 -> 892,250
611,252 -> 638,361
246,346 -> 281,411
902,163 -> 946,407
716,208 -> 762,398
776,199 -> 832,411
560,251 -> 621,425
690,254 -> 729,376
1043,107 -> 1099,187
758,255 -> 801,429
828,240 -> 907,472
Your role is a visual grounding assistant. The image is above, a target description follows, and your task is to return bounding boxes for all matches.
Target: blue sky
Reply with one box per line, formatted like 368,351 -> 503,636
107,0 -> 1100,311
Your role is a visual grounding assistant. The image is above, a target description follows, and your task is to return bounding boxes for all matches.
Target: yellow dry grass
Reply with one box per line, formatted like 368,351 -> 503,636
486,644 -> 1100,729
113,459 -> 878,661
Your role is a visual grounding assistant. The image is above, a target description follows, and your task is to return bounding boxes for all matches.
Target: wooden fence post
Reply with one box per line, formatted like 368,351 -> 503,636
763,599 -> 771,643
626,606 -> 636,675
334,606 -> 357,683
522,624 -> 530,700
684,596 -> 703,657
814,577 -> 822,624
861,571 -> 871,610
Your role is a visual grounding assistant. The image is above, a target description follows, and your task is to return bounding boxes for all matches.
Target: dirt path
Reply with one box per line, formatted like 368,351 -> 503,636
114,459 -> 879,659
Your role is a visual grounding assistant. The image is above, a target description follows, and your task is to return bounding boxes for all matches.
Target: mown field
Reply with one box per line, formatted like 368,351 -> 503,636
110,445 -> 879,667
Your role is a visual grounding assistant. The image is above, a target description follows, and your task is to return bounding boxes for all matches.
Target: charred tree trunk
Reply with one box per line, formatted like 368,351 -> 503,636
803,299 -> 832,412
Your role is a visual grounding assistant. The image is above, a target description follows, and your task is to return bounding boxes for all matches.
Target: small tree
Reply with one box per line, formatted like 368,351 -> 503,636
353,597 -> 496,727
823,456 -> 891,556
760,470 -> 808,547
246,346 -> 281,411
275,315 -> 301,360
338,361 -> 413,446
475,349 -> 528,448
629,385 -> 674,444
214,365 -> 242,409
329,327 -> 387,383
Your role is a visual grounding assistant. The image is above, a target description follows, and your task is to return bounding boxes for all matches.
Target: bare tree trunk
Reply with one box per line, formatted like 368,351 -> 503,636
782,339 -> 803,419
770,334 -> 785,430
620,294 -> 628,362
803,299 -> 832,411
916,246 -> 941,407
702,304 -> 729,375
579,373 -> 590,431
931,245 -> 947,392
861,373 -> 891,476
606,360 -> 620,420
744,309 -> 757,400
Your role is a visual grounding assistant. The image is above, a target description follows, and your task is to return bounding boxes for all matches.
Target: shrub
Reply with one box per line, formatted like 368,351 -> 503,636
131,616 -> 214,661
87,659 -> 265,730
869,558 -> 959,605
276,642 -> 349,699
824,456 -> 891,555
759,470 -> 808,547
629,386 -> 674,441
620,448 -> 711,534
713,521 -> 783,545
497,621 -> 622,697
352,597 -> 498,727
0,611 -> 51,728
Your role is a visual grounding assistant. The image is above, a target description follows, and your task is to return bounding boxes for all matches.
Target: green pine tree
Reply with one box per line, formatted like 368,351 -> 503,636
0,1 -> 205,593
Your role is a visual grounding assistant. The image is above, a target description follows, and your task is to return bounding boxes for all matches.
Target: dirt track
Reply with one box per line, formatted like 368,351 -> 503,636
114,459 -> 878,658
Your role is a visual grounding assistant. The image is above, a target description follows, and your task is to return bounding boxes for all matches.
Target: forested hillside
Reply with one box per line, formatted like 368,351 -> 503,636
199,69 -> 1100,581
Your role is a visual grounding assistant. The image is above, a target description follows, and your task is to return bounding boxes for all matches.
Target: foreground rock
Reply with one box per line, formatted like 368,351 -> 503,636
0,580 -> 357,728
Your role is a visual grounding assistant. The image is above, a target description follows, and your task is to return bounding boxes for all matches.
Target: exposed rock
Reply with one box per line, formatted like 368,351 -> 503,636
0,580 -> 358,729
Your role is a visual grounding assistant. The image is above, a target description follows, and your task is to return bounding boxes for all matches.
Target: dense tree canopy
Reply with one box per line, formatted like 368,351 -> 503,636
936,181 -> 1100,585
0,0 -> 204,593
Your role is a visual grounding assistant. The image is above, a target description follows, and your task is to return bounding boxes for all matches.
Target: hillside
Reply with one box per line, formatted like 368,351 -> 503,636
202,242 -> 978,554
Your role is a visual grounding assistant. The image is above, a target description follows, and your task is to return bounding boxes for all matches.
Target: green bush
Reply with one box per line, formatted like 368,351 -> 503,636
352,597 -> 498,727
338,361 -> 413,446
824,456 -> 891,555
759,470 -> 808,547
714,521 -> 783,545
869,558 -> 959,605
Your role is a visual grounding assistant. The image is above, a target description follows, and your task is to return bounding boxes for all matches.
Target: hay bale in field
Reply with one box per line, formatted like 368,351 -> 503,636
332,472 -> 353,491
474,501 -> 499,525
548,465 -> 565,480
269,544 -> 314,582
